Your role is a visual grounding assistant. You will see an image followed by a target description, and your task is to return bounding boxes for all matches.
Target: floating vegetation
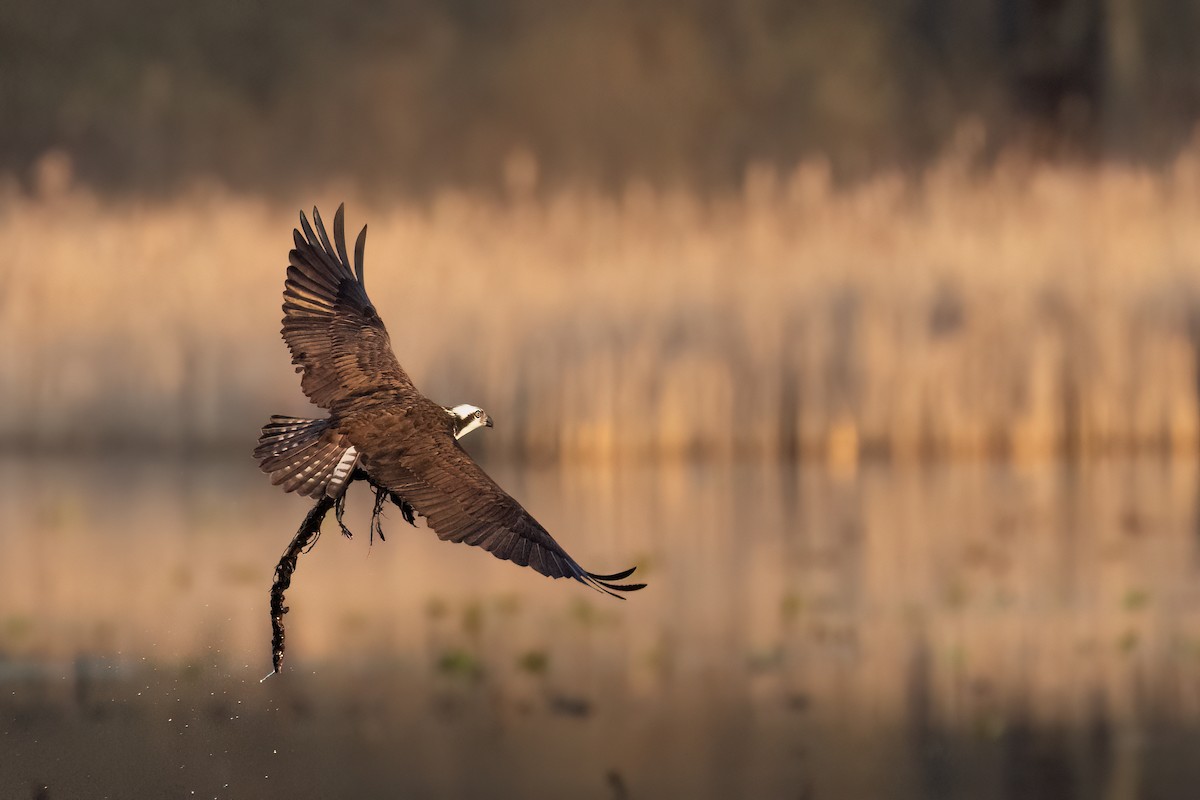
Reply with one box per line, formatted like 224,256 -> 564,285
606,769 -> 630,800
460,601 -> 485,637
1118,630 -> 1140,655
569,598 -> 619,630
1123,588 -> 1151,611
547,693 -> 592,718
435,648 -> 484,683
780,592 -> 805,624
747,646 -> 786,673
2,615 -> 33,643
517,650 -> 550,676
784,692 -> 811,713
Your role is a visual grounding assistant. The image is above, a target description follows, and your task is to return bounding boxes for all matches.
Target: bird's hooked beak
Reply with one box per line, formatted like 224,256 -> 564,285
486,416 -> 494,428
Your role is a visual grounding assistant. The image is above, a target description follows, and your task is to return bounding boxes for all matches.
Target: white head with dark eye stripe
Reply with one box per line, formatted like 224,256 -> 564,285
446,403 -> 493,440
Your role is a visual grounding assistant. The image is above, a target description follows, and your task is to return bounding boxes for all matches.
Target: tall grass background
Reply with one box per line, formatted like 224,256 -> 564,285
4,141 -> 1200,462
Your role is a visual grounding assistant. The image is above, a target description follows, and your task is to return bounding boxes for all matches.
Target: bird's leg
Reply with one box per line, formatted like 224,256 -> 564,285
265,494 -> 335,678
333,491 -> 354,539
369,484 -> 388,543
344,469 -> 419,544
363,481 -> 419,544
389,492 -> 417,527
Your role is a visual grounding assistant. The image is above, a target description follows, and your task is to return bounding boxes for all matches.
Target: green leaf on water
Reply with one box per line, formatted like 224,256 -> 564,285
1123,589 -> 1150,611
2,615 -> 33,642
781,593 -> 805,623
436,648 -> 483,682
461,601 -> 485,636
517,650 -> 550,675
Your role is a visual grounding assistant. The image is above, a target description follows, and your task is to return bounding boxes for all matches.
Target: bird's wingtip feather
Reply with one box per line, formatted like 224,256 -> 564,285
580,566 -> 646,598
585,565 -> 638,582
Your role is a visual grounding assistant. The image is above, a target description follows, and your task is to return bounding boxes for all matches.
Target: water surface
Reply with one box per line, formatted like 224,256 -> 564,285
3,455 -> 1199,799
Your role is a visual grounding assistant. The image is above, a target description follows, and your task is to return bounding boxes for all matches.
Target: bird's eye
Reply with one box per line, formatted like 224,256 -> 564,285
474,410 -> 484,419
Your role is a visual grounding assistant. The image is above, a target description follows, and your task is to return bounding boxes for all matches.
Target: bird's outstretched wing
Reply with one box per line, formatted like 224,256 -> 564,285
282,204 -> 416,409
368,426 -> 645,598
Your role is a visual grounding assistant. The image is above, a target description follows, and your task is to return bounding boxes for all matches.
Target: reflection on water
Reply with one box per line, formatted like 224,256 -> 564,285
3,454 -> 1200,799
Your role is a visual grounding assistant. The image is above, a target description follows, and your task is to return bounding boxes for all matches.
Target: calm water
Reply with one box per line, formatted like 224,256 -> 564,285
3,454 -> 1200,799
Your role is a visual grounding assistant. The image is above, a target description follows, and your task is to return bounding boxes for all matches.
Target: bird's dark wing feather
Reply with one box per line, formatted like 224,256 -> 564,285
282,204 -> 416,409
369,425 -> 644,597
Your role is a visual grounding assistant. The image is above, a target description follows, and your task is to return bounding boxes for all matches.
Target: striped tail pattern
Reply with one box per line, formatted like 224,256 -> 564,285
254,416 -> 360,499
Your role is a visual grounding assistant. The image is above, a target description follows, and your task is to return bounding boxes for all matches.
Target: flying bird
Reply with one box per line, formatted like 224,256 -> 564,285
254,204 -> 644,598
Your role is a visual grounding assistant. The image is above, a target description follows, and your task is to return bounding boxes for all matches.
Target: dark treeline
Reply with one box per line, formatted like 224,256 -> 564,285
3,0 -> 1198,197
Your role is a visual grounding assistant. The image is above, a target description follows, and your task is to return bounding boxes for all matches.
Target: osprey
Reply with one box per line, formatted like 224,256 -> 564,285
255,204 -> 643,598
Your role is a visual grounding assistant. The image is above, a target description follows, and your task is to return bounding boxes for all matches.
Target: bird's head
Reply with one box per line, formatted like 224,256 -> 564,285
446,403 -> 493,440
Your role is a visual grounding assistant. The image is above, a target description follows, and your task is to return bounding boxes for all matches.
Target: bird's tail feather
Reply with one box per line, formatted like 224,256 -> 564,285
254,416 -> 359,498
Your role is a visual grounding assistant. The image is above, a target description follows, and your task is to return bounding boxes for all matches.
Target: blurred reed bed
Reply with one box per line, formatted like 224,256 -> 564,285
4,144 -> 1200,461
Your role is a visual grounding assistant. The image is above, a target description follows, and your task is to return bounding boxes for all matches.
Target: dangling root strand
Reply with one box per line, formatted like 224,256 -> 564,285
267,494 -> 336,675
